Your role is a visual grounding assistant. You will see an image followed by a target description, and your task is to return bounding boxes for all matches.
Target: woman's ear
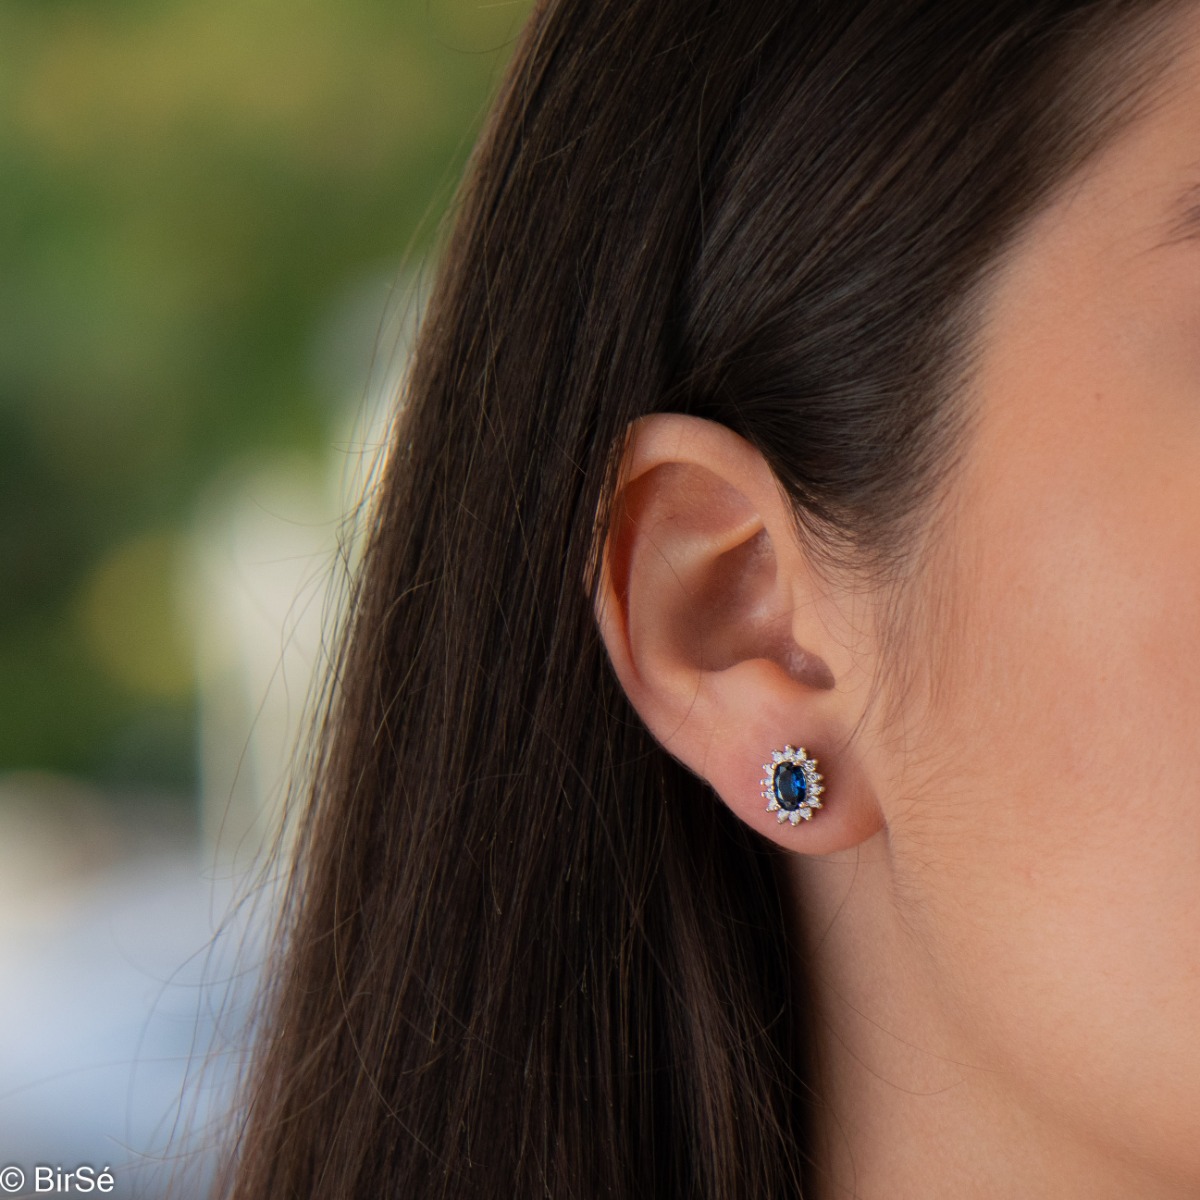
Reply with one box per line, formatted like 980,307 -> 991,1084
593,413 -> 884,853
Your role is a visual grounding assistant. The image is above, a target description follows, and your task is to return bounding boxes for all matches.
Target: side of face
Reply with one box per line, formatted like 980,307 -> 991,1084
872,12 -> 1200,1175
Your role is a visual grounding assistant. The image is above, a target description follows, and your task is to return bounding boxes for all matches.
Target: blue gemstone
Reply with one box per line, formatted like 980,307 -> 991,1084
773,762 -> 807,811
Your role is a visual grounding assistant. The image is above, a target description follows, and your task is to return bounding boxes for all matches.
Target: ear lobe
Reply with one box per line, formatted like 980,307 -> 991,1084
593,413 -> 885,853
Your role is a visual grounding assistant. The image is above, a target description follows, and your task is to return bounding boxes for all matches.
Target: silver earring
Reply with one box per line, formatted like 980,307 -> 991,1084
762,744 -> 824,824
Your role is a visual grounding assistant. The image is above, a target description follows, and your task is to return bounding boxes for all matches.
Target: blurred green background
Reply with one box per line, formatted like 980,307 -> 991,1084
0,0 -> 532,800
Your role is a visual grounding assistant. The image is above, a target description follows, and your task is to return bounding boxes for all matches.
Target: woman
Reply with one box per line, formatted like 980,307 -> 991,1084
215,1 -> 1200,1196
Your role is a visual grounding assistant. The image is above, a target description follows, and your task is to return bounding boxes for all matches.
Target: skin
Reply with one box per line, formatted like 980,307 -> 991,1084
595,10 -> 1200,1197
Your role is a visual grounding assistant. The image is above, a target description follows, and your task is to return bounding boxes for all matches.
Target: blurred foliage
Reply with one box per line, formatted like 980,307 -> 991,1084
0,0 -> 531,794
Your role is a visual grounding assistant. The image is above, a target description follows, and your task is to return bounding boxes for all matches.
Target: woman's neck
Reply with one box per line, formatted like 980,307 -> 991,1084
788,833 -> 1189,1200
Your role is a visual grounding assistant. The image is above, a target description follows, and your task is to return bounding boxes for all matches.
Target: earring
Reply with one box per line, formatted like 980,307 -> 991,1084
762,745 -> 824,824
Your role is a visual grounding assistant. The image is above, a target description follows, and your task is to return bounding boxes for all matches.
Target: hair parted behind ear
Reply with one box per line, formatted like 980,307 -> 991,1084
214,3 -> 1193,1198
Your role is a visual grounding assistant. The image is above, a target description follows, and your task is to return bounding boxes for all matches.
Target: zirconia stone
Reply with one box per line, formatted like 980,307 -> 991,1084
773,761 -> 807,812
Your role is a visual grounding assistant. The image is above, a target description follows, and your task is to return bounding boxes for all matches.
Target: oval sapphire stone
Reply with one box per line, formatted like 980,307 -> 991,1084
773,762 -> 807,811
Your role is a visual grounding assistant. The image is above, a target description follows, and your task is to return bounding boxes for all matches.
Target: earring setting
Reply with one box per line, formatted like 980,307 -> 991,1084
762,745 -> 824,824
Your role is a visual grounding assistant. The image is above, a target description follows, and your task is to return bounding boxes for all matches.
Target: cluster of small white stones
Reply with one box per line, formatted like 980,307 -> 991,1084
760,744 -> 824,825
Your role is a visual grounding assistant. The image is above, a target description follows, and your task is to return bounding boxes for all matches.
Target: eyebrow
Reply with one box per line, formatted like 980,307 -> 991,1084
1154,177 -> 1200,249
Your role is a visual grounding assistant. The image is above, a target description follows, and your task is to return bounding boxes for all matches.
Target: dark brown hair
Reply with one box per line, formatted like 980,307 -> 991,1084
213,2 -> 1190,1196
